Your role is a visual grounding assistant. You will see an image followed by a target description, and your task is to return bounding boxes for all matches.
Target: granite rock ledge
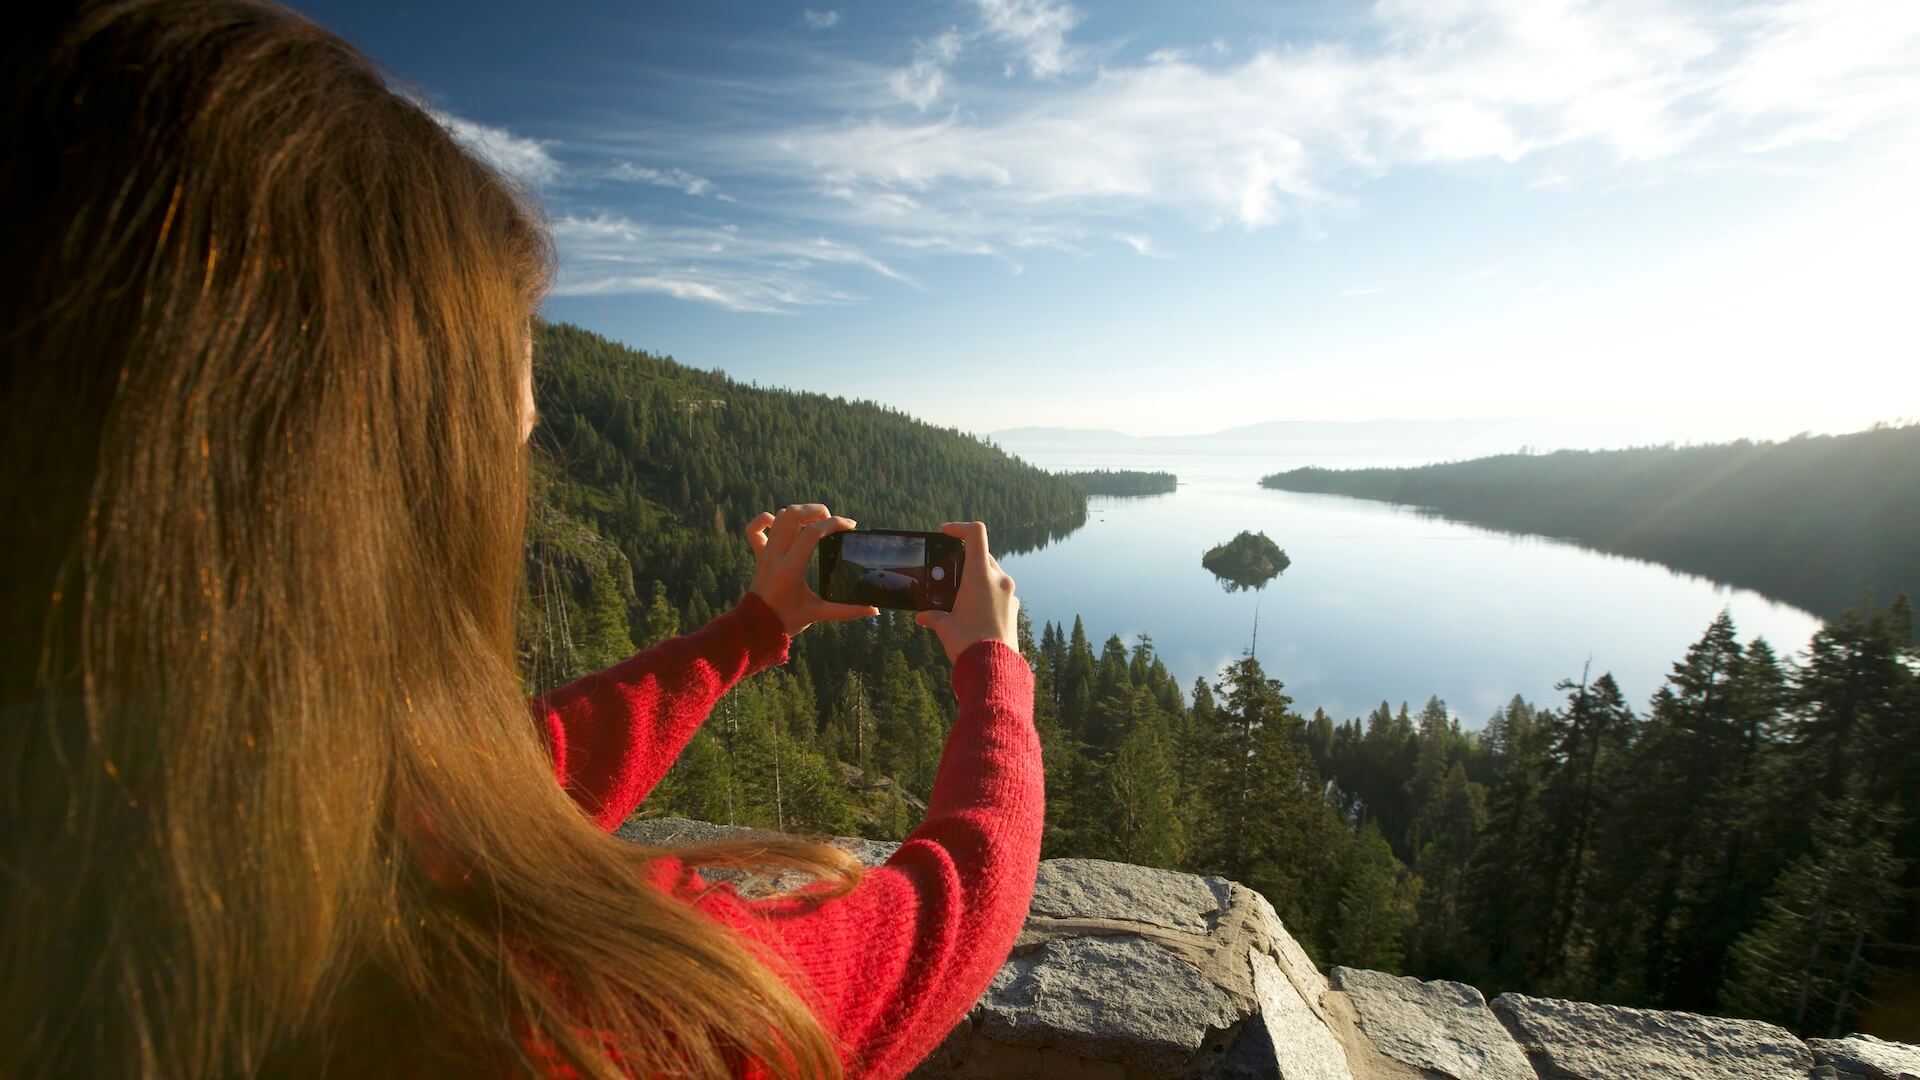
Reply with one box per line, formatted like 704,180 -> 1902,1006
618,818 -> 1919,1079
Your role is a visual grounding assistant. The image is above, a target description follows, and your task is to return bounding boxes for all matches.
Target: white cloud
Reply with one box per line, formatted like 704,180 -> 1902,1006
889,30 -> 963,110
606,162 -> 721,198
1339,283 -> 1393,297
548,213 -> 911,313
974,0 -> 1081,78
803,9 -> 840,30
538,0 -> 1920,317
428,108 -> 561,187
728,0 -> 1920,242
1711,0 -> 1920,151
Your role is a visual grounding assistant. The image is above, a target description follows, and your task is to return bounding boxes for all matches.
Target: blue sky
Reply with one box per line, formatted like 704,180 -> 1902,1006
296,0 -> 1918,440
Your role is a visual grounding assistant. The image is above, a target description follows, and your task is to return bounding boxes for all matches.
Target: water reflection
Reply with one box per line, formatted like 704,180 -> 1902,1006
994,504 -> 1087,558
995,454 -> 1824,725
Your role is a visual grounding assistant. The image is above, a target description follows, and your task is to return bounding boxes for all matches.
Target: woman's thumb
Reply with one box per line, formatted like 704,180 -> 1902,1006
914,609 -> 947,631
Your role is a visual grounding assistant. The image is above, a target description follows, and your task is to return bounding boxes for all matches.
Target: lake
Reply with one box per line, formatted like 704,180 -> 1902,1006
993,450 -> 1824,725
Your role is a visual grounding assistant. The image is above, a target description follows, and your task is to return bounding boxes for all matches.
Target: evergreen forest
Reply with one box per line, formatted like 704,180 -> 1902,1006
1058,469 -> 1178,496
1261,428 -> 1920,623
521,322 -> 1920,1040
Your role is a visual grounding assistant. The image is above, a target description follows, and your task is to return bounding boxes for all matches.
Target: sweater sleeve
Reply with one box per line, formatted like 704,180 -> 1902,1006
531,592 -> 791,831
653,640 -> 1043,1080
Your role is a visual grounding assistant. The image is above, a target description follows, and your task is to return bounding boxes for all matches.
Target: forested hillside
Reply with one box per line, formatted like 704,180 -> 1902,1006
521,321 -> 1083,691
1261,426 -> 1920,622
1058,469 -> 1177,496
520,323 -> 1920,1040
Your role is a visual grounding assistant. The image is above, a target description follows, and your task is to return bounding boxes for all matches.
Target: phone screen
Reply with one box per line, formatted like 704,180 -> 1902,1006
820,530 -> 962,611
830,531 -> 925,609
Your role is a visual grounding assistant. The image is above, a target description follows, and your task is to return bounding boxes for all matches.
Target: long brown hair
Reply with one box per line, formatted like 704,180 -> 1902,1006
0,2 -> 855,1076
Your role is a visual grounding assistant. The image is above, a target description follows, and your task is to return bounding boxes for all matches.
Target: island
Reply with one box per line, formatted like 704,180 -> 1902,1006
1202,530 -> 1290,592
1060,468 -> 1177,496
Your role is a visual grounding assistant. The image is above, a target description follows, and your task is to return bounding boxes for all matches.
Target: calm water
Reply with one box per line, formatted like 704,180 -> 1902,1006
994,451 -> 1823,725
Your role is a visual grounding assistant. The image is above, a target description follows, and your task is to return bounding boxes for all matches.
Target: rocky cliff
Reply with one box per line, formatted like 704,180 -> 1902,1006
618,818 -> 1920,1080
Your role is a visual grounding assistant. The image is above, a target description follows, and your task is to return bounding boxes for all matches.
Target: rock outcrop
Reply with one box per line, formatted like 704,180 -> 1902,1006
618,818 -> 1919,1079
1808,1034 -> 1920,1080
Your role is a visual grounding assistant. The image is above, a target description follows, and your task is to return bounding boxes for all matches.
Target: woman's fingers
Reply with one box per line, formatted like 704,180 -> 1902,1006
743,511 -> 776,555
940,519 -> 990,557
916,520 -> 1017,664
813,599 -> 881,622
769,503 -> 830,554
787,515 -> 856,564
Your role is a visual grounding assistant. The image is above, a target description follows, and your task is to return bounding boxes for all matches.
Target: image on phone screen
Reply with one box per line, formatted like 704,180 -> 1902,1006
827,532 -> 927,609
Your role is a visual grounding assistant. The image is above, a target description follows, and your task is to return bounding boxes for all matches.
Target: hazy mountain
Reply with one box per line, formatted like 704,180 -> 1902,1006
991,417 -> 1728,468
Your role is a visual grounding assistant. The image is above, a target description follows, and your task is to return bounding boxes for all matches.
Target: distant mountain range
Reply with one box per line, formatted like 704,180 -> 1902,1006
989,418 -> 1742,468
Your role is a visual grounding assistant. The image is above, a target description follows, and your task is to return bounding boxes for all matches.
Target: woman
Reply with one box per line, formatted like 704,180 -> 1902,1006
0,2 -> 1042,1077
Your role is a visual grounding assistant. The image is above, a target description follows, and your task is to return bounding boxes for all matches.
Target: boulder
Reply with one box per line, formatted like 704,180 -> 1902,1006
1233,948 -> 1353,1080
1493,992 -> 1814,1080
1332,967 -> 1532,1080
1809,1034 -> 1920,1080
1028,857 -> 1231,934
618,819 -> 1356,1078
968,934 -> 1244,1074
933,865 -> 1350,1078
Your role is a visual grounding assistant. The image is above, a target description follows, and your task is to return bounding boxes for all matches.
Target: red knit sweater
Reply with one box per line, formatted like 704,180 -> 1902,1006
529,593 -> 1043,1079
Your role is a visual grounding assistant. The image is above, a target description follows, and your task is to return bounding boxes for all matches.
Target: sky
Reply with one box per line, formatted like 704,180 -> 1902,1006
295,0 -> 1920,441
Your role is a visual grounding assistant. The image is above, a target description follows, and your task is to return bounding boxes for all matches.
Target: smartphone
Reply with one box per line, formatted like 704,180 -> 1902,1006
818,529 -> 966,612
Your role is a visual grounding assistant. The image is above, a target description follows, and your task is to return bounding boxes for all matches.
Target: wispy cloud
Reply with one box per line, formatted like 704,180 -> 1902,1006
802,9 -> 840,30
548,213 -> 910,313
1339,283 -> 1393,298
604,162 -> 733,200
889,30 -> 963,110
429,107 -> 561,186
530,0 -> 1920,314
974,0 -> 1081,78
732,0 -> 1920,238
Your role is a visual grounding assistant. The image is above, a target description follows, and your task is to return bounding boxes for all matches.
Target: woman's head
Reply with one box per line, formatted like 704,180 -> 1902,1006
1,2 -> 846,1076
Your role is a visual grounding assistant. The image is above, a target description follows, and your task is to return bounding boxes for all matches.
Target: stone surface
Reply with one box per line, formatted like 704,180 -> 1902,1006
622,817 -> 1920,1080
1029,857 -> 1230,934
1494,992 -> 1814,1080
1810,1034 -> 1920,1080
918,857 -> 1356,1077
1333,967 -> 1533,1080
971,935 -> 1243,1074
1243,887 -> 1331,1005
1235,947 -> 1355,1080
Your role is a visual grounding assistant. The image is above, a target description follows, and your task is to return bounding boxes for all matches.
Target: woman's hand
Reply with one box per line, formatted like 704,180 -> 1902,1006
746,504 -> 880,636
914,521 -> 1019,665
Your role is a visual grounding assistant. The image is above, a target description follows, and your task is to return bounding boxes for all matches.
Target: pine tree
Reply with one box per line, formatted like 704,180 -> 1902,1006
578,564 -> 637,671
1106,693 -> 1185,867
1061,617 -> 1096,741
1721,794 -> 1906,1035
638,579 -> 680,648
1465,695 -> 1554,987
1194,654 -> 1278,881
1536,672 -> 1635,994
1410,763 -> 1487,979
1405,697 -> 1455,856
1332,823 -> 1409,973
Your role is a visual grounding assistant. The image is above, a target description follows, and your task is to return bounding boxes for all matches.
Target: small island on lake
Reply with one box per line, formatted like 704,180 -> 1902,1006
1202,530 -> 1290,592
1059,468 -> 1177,496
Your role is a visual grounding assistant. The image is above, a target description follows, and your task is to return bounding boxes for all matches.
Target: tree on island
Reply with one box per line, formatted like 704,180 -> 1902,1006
1202,531 -> 1291,593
